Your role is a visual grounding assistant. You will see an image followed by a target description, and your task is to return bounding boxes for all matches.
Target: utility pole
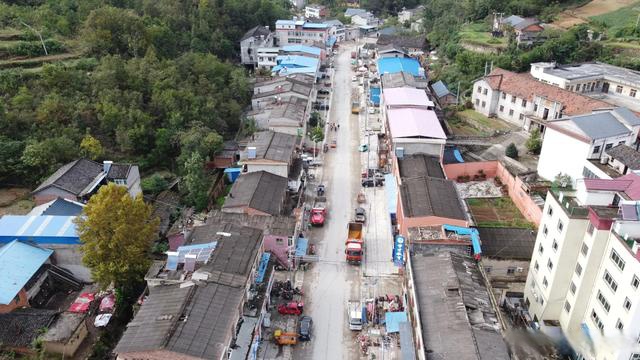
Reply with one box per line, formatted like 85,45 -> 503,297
20,21 -> 47,56
455,81 -> 461,105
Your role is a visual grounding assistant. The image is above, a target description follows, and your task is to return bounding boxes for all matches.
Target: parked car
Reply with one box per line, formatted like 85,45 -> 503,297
298,315 -> 313,341
361,178 -> 384,187
313,102 -> 330,111
358,144 -> 368,152
351,75 -> 358,82
368,107 -> 377,114
318,89 -> 330,95
355,207 -> 366,223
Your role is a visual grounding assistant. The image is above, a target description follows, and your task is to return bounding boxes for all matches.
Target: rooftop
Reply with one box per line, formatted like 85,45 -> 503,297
28,197 -> 85,216
387,108 -> 446,139
205,210 -> 295,236
411,251 -> 509,360
533,61 -> 640,86
431,80 -> 452,98
383,87 -> 432,108
0,309 -> 58,348
377,57 -> 422,77
223,171 -> 288,216
583,172 -> 640,200
242,131 -> 298,163
282,45 -> 322,56
546,109 -> 633,142
380,71 -> 430,90
0,215 -> 78,244
345,8 -> 367,17
398,154 -> 445,179
241,25 -> 271,41
476,227 -> 536,260
376,34 -> 427,49
0,240 -> 53,304
606,144 -> 640,170
483,68 -> 611,116
399,176 -> 466,220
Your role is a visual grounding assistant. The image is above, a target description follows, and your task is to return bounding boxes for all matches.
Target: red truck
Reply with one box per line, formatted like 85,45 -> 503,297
310,197 -> 327,226
345,222 -> 364,264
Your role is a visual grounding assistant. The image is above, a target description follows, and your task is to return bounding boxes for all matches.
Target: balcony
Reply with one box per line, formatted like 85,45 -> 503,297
550,189 -> 589,218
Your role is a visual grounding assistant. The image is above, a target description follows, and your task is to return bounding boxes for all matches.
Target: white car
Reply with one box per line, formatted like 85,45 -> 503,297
368,107 -> 377,114
351,76 -> 358,82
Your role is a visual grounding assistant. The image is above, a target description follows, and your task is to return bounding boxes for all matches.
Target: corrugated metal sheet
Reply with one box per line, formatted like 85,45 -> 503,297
0,215 -> 79,244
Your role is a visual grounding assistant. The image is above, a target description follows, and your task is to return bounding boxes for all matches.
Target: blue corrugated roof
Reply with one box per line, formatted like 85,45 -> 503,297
432,80 -> 451,98
377,58 -> 421,77
370,87 -> 381,105
255,252 -> 271,283
0,215 -> 79,244
303,22 -> 328,29
282,45 -> 322,56
276,55 -> 319,68
326,36 -> 337,47
0,240 -> 53,304
385,311 -> 408,333
295,237 -> 308,257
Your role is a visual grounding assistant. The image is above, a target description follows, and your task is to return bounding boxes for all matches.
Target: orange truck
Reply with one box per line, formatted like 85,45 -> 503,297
345,222 -> 364,264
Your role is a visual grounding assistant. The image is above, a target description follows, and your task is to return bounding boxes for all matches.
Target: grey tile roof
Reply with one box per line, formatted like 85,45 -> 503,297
381,72 -> 430,90
613,107 -> 640,126
206,210 -> 296,236
502,15 -> 525,27
411,251 -> 509,360
477,227 -> 536,260
513,18 -> 539,31
606,144 -> 640,169
114,285 -> 193,355
0,309 -> 58,347
106,164 -> 131,179
223,171 -> 288,216
41,198 -> 84,216
33,158 -> 103,195
376,35 -> 427,49
241,25 -> 271,41
552,111 -> 631,140
345,8 -> 367,17
431,80 -> 451,98
400,176 -> 466,220
167,283 -> 243,359
378,43 -> 406,54
398,154 -> 444,180
243,131 -> 298,163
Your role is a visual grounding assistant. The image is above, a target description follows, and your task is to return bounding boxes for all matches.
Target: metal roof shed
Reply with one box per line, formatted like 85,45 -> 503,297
0,215 -> 79,244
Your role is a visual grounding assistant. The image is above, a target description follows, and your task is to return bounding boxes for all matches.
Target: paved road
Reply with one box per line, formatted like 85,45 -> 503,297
294,42 -> 361,360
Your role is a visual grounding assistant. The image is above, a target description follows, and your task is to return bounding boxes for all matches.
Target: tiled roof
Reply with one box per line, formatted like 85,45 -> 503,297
606,144 -> 640,169
483,68 -> 611,116
477,227 -> 536,260
431,80 -> 451,98
398,154 -> 444,179
223,171 -> 288,216
33,158 -> 103,196
400,176 -> 466,220
241,25 -> 271,41
0,309 -> 58,347
583,173 -> 640,200
243,131 -> 298,163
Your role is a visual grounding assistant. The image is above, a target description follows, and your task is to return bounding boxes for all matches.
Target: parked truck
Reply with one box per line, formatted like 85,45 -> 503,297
310,196 -> 327,226
345,222 -> 363,264
347,300 -> 364,330
351,94 -> 360,114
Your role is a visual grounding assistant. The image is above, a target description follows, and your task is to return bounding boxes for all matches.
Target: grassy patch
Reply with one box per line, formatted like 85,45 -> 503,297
459,22 -> 507,48
467,197 -> 534,229
449,109 -> 515,136
591,2 -> 640,36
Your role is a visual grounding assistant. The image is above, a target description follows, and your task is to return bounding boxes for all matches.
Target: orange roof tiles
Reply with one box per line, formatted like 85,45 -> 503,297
483,68 -> 611,116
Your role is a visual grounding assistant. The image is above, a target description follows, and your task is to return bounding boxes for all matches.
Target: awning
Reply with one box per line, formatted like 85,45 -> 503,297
385,174 -> 397,215
369,87 -> 381,106
399,321 -> 417,359
295,237 -> 308,257
385,311 -> 408,333
224,168 -> 242,183
255,252 -> 271,284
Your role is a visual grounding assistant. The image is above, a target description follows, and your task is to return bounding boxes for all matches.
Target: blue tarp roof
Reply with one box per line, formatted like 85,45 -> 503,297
0,215 -> 79,244
0,240 -> 53,304
255,252 -> 271,283
385,174 -> 398,215
295,237 -> 308,257
370,87 -> 381,105
377,57 -> 421,77
443,225 -> 481,258
273,55 -> 319,76
385,311 -> 408,333
282,45 -> 322,56
224,168 -> 242,183
303,22 -> 328,29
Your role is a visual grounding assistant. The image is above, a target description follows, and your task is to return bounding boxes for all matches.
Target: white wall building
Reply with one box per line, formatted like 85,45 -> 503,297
240,26 -> 273,67
289,0 -> 305,9
524,174 -> 640,360
304,5 -> 327,19
275,19 -> 329,46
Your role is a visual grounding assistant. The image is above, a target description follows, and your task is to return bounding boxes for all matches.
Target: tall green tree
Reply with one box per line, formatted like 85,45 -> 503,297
183,151 -> 209,211
75,183 -> 159,288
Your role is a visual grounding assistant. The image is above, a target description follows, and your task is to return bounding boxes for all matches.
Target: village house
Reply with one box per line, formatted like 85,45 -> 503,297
240,26 -> 273,68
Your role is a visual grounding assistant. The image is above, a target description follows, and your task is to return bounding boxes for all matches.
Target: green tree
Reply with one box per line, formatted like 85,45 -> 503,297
183,151 -> 209,211
309,111 -> 321,128
82,6 -> 148,58
75,183 -> 159,288
141,173 -> 169,195
310,125 -> 324,153
525,128 -> 542,155
80,133 -> 104,160
505,142 -> 518,159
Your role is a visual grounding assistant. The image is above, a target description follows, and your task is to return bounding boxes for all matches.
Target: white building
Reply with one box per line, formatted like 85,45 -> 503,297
537,108 -> 640,185
256,47 -> 279,69
530,62 -> 640,113
275,19 -> 329,47
351,12 -> 380,27
240,26 -> 273,67
304,5 -> 327,19
524,174 -> 640,360
398,5 -> 424,23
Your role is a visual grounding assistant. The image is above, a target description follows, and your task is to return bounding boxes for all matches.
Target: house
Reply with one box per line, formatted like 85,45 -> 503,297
222,171 -> 288,216
275,19 -> 329,47
248,96 -> 307,135
380,71 -> 430,90
604,144 -> 640,176
387,108 -> 446,157
406,250 -> 509,360
472,67 -> 611,129
494,15 -> 544,46
256,47 -> 279,69
252,74 -> 313,110
42,311 -> 89,357
351,11 -> 380,27
271,55 -> 320,78
393,153 -> 444,185
289,0 -> 305,9
344,8 -> 367,18
530,62 -> 640,113
431,80 -> 457,106
305,4 -> 327,18
378,26 -> 400,36
376,35 -> 427,55
240,26 -> 273,67
398,5 -> 424,23
397,176 -> 468,236
0,240 -> 53,313
32,159 -> 141,205
523,174 -> 640,360
28,197 -> 84,216
240,131 -> 298,178
537,108 -> 640,185
210,140 -> 240,169
377,44 -> 408,58
377,57 -> 423,77
281,44 -> 324,60
324,19 -> 346,42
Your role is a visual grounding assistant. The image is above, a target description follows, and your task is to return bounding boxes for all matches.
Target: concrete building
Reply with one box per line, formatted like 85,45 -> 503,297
351,12 -> 380,27
398,5 -> 424,23
239,131 -> 298,178
252,74 -> 314,110
524,174 -> 640,360
537,108 -> 640,184
472,67 -> 611,129
240,26 -> 273,67
305,4 -> 327,19
256,47 -> 279,69
222,171 -> 288,217
495,15 -> 544,46
324,19 -> 346,42
289,0 -> 305,9
530,62 -> 640,113
247,96 -> 307,136
271,54 -> 320,78
275,19 -> 329,47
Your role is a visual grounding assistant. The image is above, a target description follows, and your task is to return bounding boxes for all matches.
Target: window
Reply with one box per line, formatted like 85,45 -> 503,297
519,113 -> 524,121
587,223 -> 595,235
483,88 -> 488,95
501,92 -> 506,99
547,207 -> 553,217
591,309 -> 604,330
632,275 -> 640,289
564,301 -> 571,313
616,319 -> 624,331
604,271 -> 618,292
557,220 -> 564,232
511,95 -> 516,103
475,99 -> 480,106
539,244 -> 544,254
476,86 -> 481,93
593,145 -> 601,154
509,109 -> 514,116
552,240 -> 558,252
547,259 -> 553,271
631,89 -> 637,97
576,84 -> 581,92
481,101 -> 486,108
611,250 -> 626,271
575,263 -> 583,276
113,179 -> 126,185
534,103 -> 538,111
534,261 -> 539,272
605,143 -> 613,150
624,297 -> 632,311
507,267 -> 516,275
499,105 -> 504,112
581,243 -> 589,256
597,290 -> 611,312
616,85 -> 624,94
570,281 -> 577,295
543,276 -> 548,288
583,166 -> 598,179
522,99 -> 527,107
543,225 -> 548,237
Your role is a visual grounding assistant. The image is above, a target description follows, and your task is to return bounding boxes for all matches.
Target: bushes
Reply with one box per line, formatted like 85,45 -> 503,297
505,143 -> 519,159
8,39 -> 65,57
141,173 -> 169,195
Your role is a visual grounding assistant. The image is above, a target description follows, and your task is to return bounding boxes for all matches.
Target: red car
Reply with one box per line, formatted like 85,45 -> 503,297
278,301 -> 304,315
69,292 -> 95,313
310,207 -> 326,226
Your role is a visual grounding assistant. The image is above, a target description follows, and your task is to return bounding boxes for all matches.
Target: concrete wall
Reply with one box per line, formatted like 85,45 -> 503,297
34,187 -> 77,206
126,165 -> 142,198
538,127 -> 591,183
44,321 -> 88,357
443,161 -> 543,226
245,163 -> 289,178
263,235 -> 291,267
46,245 -> 92,282
392,141 -> 443,157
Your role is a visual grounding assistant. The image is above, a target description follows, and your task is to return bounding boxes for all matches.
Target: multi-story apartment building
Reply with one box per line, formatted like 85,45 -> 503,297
275,19 -> 328,47
524,173 -> 640,360
240,26 -> 273,67
304,5 -> 327,19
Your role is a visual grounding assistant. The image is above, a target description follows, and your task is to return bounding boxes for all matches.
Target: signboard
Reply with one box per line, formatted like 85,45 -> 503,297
393,235 -> 405,267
